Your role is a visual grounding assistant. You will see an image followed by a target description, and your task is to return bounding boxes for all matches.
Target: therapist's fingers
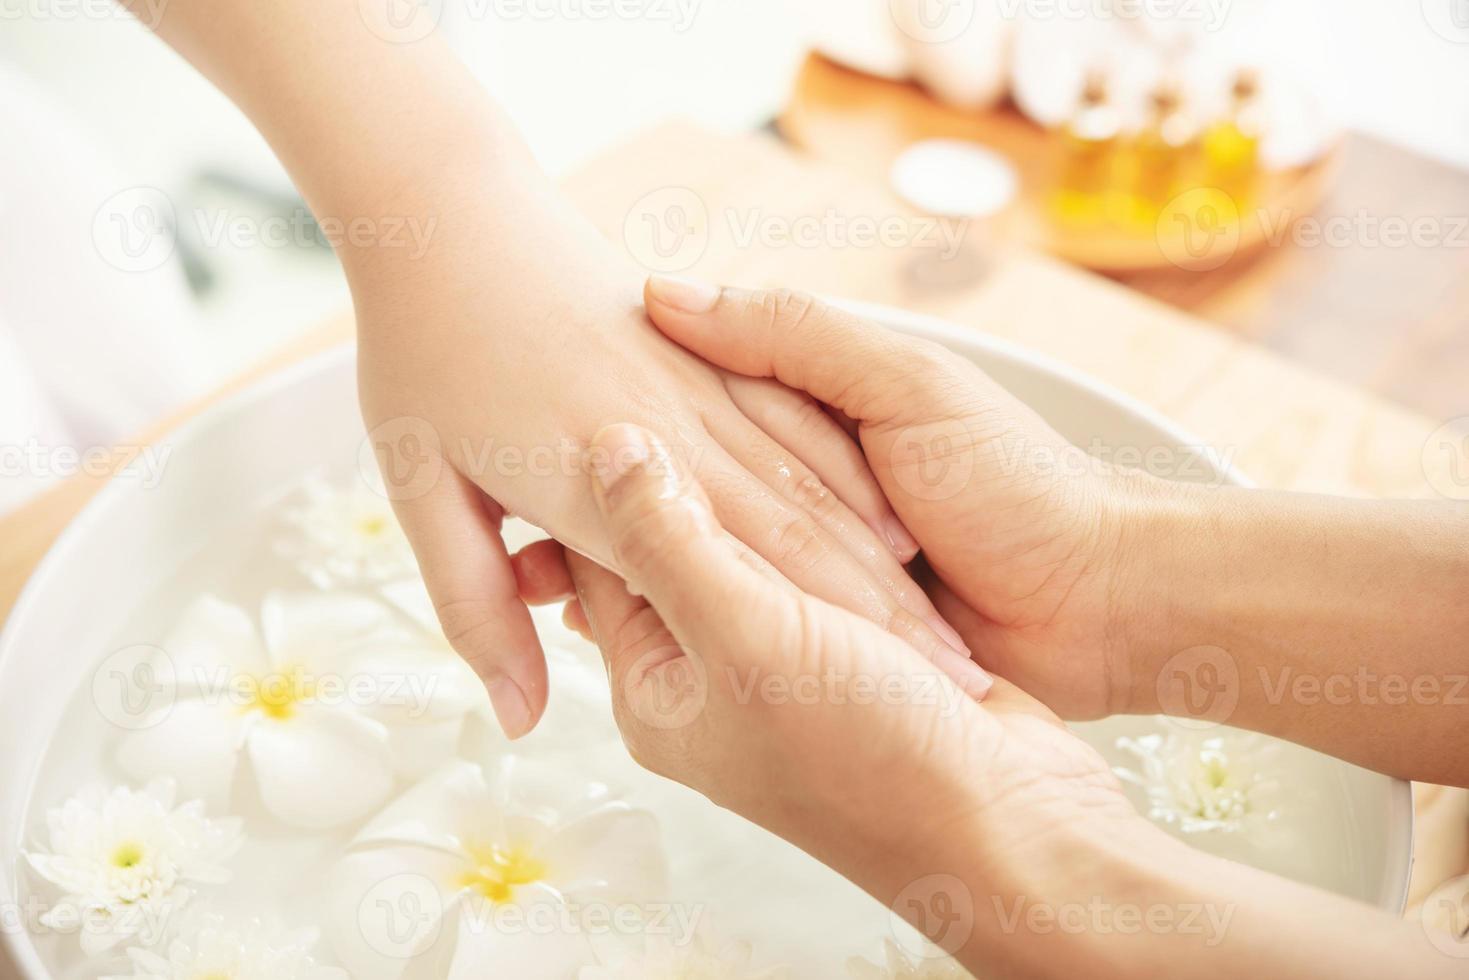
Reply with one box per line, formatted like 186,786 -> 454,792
643,276 -> 982,426
389,467 -> 548,739
585,423 -> 805,663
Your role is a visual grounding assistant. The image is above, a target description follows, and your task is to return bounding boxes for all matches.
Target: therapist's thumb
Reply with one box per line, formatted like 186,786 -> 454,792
643,275 -> 972,425
588,423 -> 792,658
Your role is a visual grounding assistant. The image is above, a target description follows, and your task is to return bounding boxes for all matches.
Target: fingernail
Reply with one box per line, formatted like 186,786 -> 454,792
647,274 -> 721,314
486,675 -> 532,739
935,647 -> 995,700
928,614 -> 973,658
883,516 -> 921,561
591,424 -> 651,493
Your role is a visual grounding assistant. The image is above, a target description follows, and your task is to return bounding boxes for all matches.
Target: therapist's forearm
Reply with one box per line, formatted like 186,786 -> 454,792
1117,484 -> 1469,785
942,819 -> 1452,979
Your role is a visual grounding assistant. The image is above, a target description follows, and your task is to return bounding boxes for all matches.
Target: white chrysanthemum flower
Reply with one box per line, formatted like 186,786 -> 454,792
102,911 -> 346,980
581,927 -> 787,980
847,940 -> 973,979
24,779 -> 242,956
277,474 -> 418,589
328,758 -> 668,980
116,592 -> 483,829
1115,731 -> 1284,834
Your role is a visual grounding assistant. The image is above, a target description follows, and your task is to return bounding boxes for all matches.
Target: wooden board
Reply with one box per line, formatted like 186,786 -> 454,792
2,121 -> 1464,916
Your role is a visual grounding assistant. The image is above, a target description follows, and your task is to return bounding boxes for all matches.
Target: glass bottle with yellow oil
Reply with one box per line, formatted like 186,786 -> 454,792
1203,69 -> 1265,213
1051,71 -> 1123,231
1118,79 -> 1201,232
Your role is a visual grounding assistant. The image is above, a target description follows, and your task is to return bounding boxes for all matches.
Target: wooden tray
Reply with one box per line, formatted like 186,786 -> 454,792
779,53 -> 1339,273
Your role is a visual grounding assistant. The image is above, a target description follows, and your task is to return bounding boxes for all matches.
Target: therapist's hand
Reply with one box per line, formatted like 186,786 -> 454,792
560,422 -> 1140,963
639,278 -> 1153,720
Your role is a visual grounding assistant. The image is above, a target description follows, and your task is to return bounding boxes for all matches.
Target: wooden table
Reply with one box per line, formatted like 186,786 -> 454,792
2,122 -> 1464,927
781,53 -> 1469,426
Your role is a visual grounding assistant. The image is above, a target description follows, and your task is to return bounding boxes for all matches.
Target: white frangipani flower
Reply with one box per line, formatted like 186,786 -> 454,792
277,474 -> 418,589
116,592 -> 482,829
581,927 -> 788,980
847,940 -> 974,979
24,779 -> 242,956
1114,730 -> 1284,834
103,911 -> 347,980
328,758 -> 668,980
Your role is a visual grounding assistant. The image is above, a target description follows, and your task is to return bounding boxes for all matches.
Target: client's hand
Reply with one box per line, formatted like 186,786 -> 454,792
547,422 -> 1140,971
640,279 -> 1153,719
355,226 -> 982,736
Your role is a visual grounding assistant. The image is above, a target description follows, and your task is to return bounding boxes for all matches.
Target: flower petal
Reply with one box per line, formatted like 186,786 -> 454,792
486,755 -> 616,829
165,595 -> 269,693
352,761 -> 489,853
334,645 -> 485,723
442,885 -> 594,980
261,592 -> 408,670
386,717 -> 469,781
379,579 -> 440,639
325,845 -> 465,980
116,699 -> 249,811
542,805 -> 668,904
246,707 -> 392,829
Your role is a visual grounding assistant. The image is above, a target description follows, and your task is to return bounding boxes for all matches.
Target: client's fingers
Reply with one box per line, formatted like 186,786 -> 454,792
389,466 -> 548,739
721,373 -> 919,561
691,442 -> 987,693
511,539 -> 574,605
561,598 -> 590,639
700,413 -> 973,662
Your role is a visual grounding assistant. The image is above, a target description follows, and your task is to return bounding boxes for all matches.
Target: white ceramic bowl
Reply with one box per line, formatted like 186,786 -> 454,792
0,304 -> 1414,977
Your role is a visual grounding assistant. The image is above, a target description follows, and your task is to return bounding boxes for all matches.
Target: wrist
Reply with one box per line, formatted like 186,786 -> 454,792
937,805 -> 1202,979
1098,471 -> 1217,716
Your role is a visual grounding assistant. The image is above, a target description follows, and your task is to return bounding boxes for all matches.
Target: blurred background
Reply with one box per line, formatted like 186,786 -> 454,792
2,0 -> 1468,514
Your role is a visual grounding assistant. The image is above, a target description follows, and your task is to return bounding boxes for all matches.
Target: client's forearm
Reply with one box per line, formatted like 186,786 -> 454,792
123,0 -> 609,296
1118,483 -> 1469,785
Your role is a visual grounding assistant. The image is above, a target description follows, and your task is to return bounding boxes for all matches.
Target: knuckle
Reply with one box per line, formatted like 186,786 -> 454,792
611,605 -> 675,662
884,607 -> 943,660
790,395 -> 834,440
903,337 -> 971,386
769,513 -> 832,573
611,496 -> 705,577
752,288 -> 823,337
434,599 -> 502,665
788,472 -> 842,523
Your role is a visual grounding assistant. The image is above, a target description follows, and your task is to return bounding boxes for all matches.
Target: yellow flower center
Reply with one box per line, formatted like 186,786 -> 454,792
241,665 -> 315,720
1202,754 -> 1230,789
357,514 -> 389,537
111,841 -> 145,869
457,844 -> 546,904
